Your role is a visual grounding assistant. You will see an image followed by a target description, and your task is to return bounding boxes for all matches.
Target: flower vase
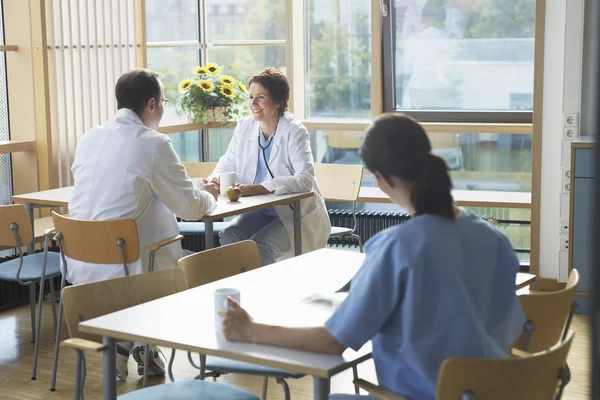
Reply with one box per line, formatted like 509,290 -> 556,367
188,107 -> 227,123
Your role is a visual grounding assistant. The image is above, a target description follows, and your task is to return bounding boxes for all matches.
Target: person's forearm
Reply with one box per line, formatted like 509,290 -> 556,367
249,324 -> 346,354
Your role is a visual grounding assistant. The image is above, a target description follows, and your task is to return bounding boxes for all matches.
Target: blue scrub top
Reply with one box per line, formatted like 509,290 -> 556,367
253,131 -> 278,217
325,210 -> 525,400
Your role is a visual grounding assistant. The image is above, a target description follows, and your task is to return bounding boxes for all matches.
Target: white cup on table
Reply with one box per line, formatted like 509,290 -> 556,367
214,288 -> 241,336
219,172 -> 237,196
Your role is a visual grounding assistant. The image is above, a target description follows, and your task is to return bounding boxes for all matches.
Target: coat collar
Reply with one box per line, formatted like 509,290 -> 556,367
115,108 -> 145,126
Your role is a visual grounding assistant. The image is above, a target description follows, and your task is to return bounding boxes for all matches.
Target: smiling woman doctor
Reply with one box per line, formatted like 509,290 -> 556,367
206,68 -> 330,265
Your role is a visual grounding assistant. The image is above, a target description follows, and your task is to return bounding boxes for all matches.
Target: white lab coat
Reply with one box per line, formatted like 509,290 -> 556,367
65,108 -> 216,285
208,112 -> 331,255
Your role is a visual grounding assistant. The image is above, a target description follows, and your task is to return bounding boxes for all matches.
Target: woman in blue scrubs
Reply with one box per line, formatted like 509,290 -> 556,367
220,113 -> 525,400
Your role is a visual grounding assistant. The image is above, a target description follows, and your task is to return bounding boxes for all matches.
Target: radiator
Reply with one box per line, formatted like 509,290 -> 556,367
0,249 -> 61,312
327,209 -> 411,248
181,234 -> 221,253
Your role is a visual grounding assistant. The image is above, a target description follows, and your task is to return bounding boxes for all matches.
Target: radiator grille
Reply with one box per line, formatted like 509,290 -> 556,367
328,209 -> 411,247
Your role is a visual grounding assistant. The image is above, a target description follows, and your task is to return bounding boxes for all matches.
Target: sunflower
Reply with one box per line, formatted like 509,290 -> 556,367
218,75 -> 236,85
237,82 -> 248,93
220,83 -> 235,99
178,79 -> 194,93
205,63 -> 220,75
194,66 -> 209,76
198,80 -> 215,93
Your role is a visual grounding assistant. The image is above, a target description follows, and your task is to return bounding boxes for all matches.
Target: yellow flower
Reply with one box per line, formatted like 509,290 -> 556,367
237,82 -> 248,93
178,79 -> 194,93
220,83 -> 235,99
194,66 -> 209,75
205,63 -> 221,75
198,80 -> 215,93
218,75 -> 236,85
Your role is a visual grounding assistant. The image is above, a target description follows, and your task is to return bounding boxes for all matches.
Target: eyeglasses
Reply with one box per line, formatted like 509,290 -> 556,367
161,98 -> 170,106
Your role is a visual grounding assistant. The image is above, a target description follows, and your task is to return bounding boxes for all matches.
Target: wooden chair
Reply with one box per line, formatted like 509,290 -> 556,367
0,204 -> 60,380
338,331 -> 574,400
49,211 -> 183,391
512,269 -> 579,353
179,162 -> 229,239
60,267 -> 259,400
323,131 -> 362,164
178,241 -> 301,400
314,163 -> 364,252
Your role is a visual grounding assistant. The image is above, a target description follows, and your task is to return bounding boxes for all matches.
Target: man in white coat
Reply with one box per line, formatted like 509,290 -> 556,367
67,68 -> 218,380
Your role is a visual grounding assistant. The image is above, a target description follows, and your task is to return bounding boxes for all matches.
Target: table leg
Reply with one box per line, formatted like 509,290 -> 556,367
293,199 -> 302,256
313,377 -> 330,400
103,336 -> 117,400
26,203 -> 35,255
205,220 -> 215,249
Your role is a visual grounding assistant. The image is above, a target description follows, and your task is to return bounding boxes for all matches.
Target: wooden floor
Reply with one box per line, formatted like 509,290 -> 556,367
0,299 -> 592,399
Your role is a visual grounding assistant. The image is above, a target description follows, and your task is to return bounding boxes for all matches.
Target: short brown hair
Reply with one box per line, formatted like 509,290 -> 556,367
115,69 -> 161,117
248,68 -> 290,115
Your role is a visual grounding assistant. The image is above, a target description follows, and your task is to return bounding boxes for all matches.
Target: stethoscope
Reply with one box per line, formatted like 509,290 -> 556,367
258,128 -> 276,179
258,127 -> 295,211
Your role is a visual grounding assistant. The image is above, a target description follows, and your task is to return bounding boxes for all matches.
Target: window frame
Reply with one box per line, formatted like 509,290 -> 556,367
380,0 -> 534,124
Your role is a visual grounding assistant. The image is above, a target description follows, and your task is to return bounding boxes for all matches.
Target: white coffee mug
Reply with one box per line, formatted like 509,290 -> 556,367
214,288 -> 241,336
219,172 -> 237,196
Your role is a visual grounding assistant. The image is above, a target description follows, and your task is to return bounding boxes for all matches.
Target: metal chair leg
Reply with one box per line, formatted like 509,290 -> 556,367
142,344 -> 149,388
168,348 -> 176,382
29,283 -> 36,343
276,377 -> 291,400
74,349 -> 84,400
50,294 -> 65,391
32,278 -> 47,379
49,279 -> 58,336
352,365 -> 359,394
261,376 -> 269,400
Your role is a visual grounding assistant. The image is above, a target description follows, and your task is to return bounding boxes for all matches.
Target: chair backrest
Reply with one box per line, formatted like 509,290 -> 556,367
437,331 -> 574,400
51,211 -> 139,264
183,162 -> 218,179
324,131 -> 362,149
0,204 -> 32,248
179,240 -> 261,288
313,163 -> 363,202
61,267 -> 188,343
512,269 -> 579,353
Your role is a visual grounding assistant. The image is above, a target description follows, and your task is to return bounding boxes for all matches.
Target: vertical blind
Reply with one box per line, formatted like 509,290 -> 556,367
46,0 -> 138,187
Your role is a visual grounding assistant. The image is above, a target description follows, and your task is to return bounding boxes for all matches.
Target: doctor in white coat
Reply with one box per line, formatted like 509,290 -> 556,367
67,68 -> 218,379
207,68 -> 330,265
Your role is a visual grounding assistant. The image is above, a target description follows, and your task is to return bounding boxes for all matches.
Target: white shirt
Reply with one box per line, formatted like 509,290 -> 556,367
208,112 -> 331,256
65,108 -> 216,284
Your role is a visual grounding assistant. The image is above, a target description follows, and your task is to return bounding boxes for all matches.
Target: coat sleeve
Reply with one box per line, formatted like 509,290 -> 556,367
150,136 -> 216,220
259,123 -> 314,195
207,122 -> 242,181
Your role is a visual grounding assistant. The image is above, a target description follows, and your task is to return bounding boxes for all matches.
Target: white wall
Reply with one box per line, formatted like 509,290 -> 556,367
539,0 -> 585,281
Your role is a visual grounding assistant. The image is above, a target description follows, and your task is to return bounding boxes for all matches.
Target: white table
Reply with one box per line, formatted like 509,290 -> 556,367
79,249 -> 369,400
203,192 -> 314,255
11,187 -> 313,256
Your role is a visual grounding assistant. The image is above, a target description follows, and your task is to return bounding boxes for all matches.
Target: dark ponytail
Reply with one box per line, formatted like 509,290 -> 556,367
411,153 -> 454,219
361,113 -> 455,220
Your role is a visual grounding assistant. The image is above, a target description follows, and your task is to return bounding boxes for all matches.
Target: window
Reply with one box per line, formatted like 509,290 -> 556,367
304,0 -> 371,119
146,0 -> 287,128
384,0 -> 536,123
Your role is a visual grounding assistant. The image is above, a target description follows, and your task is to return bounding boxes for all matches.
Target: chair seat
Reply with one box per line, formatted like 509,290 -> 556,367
329,395 -> 379,400
118,380 -> 259,400
178,222 -> 230,235
206,356 -> 304,379
330,226 -> 354,236
0,252 -> 61,282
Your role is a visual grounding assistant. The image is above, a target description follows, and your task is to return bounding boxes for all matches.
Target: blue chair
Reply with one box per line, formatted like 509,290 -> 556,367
177,241 -> 303,400
0,204 -> 61,380
59,267 -> 259,400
